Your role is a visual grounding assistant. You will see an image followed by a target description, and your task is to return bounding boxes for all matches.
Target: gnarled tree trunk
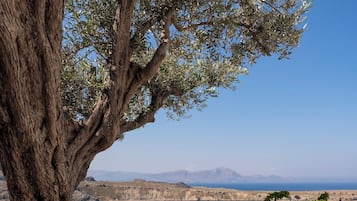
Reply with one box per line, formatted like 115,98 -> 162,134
0,1 -> 73,200
0,0 -> 168,200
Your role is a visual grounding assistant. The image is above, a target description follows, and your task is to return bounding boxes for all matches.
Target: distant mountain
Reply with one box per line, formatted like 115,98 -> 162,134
88,168 -> 296,183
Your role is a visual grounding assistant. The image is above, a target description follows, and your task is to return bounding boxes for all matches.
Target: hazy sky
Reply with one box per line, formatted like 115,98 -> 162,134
90,1 -> 357,179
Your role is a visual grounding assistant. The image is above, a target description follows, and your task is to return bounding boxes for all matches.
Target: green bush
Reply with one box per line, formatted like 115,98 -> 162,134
317,192 -> 330,201
265,191 -> 290,201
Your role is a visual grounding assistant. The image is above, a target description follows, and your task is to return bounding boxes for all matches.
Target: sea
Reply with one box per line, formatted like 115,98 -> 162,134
189,183 -> 357,191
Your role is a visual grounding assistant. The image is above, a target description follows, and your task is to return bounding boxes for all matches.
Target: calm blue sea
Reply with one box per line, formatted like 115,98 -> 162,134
189,183 -> 357,191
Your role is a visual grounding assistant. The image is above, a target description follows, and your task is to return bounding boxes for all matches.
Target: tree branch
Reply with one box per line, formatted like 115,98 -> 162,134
252,34 -> 271,56
259,0 -> 282,14
172,14 -> 268,56
111,0 -> 136,66
172,18 -> 213,32
67,98 -> 107,163
67,0 -> 137,173
140,7 -> 174,81
120,7 -> 176,114
120,105 -> 158,134
129,16 -> 160,55
120,84 -> 185,135
233,21 -> 272,56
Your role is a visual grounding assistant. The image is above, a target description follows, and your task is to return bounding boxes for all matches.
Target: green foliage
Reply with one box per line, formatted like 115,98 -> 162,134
61,0 -> 310,123
265,191 -> 290,201
317,192 -> 330,201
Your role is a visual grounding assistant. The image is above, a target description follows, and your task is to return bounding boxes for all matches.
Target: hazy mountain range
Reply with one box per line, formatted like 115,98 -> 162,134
88,168 -> 297,183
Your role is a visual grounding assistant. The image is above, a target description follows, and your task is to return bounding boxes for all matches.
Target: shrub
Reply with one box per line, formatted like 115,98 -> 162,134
317,192 -> 329,201
265,191 -> 290,201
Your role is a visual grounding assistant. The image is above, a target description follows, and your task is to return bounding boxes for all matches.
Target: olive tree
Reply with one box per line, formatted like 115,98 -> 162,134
0,0 -> 310,200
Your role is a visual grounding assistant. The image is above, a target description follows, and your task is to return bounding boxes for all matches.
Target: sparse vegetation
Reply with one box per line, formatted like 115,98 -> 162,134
317,192 -> 330,201
265,191 -> 290,201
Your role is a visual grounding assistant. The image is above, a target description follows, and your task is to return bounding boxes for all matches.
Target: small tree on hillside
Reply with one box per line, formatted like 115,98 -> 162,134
0,0 -> 310,200
265,191 -> 291,201
317,192 -> 330,201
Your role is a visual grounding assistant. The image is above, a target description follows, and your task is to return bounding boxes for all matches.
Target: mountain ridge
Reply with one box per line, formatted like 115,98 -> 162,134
88,167 -> 296,183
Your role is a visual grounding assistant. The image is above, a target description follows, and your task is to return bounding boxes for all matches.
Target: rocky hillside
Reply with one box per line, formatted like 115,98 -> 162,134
0,179 -> 265,201
72,180 -> 357,201
0,179 -> 356,200
74,180 -> 266,201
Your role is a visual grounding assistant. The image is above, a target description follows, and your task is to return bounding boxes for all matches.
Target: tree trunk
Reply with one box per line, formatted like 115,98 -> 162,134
0,0 -> 158,200
0,1 -> 81,200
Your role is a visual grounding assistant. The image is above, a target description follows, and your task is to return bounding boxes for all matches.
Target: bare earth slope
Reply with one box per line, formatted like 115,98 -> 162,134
0,180 -> 357,201
73,180 -> 357,201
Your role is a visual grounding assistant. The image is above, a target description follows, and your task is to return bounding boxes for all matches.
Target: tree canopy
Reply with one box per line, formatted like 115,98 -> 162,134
62,0 -> 310,135
0,0 -> 310,200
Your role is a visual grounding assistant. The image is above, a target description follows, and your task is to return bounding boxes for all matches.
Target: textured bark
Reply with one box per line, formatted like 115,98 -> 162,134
0,1 -> 71,200
0,0 -> 173,200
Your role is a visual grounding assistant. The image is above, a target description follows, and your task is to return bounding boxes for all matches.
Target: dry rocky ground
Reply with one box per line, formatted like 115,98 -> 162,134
0,179 -> 357,201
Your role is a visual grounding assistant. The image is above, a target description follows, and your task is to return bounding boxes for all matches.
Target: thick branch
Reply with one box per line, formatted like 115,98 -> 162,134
120,107 -> 157,134
120,7 -> 175,115
67,99 -> 107,158
120,92 -> 165,134
67,1 -> 137,184
112,0 -> 136,66
120,85 -> 185,134
140,7 -> 174,81
68,97 -> 117,188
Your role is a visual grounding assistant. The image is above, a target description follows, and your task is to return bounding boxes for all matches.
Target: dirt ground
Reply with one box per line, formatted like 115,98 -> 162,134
0,179 -> 357,201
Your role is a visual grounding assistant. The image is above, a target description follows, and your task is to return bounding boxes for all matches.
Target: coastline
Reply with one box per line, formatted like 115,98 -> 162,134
190,182 -> 357,191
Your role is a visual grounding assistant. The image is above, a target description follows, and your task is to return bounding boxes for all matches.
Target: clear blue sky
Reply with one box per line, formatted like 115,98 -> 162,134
90,1 -> 357,179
